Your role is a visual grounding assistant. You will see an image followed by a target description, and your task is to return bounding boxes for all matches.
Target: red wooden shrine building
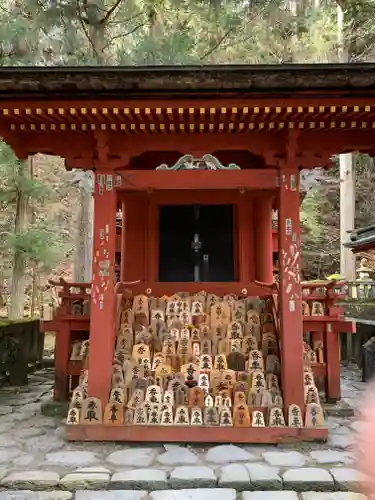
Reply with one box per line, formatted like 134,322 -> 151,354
0,64 -> 364,443
346,225 -> 375,253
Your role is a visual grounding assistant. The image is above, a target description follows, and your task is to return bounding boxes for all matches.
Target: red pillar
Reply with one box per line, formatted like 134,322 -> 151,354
324,322 -> 341,402
53,321 -> 70,401
120,197 -> 126,281
254,193 -> 274,283
278,166 -> 305,412
88,171 -> 117,406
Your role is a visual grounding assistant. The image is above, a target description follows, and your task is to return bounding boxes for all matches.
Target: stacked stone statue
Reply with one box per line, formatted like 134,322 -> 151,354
66,291 -> 325,428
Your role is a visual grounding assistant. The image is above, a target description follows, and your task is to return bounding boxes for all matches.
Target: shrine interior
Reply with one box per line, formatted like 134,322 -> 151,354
158,204 -> 236,282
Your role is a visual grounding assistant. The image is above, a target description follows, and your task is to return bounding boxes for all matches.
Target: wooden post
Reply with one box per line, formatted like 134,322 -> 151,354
324,322 -> 341,402
53,321 -> 70,401
120,197 -> 126,281
254,193 -> 274,283
238,195 -> 253,281
88,171 -> 117,406
278,141 -> 305,411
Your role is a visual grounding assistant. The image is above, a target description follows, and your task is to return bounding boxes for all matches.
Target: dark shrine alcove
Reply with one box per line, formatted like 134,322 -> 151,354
158,204 -> 236,282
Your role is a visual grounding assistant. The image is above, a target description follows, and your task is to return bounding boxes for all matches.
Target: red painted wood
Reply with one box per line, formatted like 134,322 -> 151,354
122,195 -> 148,282
117,170 -> 278,191
147,196 -> 158,282
5,95 -> 375,111
324,324 -> 341,402
120,199 -> 126,281
303,318 -> 354,333
238,196 -> 252,281
311,363 -> 327,378
88,172 -> 117,407
272,230 -> 278,252
233,203 -> 239,281
151,191 -> 242,205
66,424 -> 328,443
53,321 -> 70,401
278,163 -> 305,412
115,281 -> 275,298
254,193 -> 274,283
349,241 -> 375,253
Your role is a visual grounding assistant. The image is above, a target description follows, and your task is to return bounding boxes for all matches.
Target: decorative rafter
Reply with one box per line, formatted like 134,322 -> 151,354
155,154 -> 241,171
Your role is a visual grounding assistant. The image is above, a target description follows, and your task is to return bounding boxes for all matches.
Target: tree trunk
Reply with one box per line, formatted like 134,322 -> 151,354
337,2 -> 356,281
8,158 -> 31,320
29,157 -> 39,317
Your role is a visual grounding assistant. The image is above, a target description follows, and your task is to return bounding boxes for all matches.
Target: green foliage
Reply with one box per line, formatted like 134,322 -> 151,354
0,142 -> 64,285
7,226 -> 63,272
301,186 -> 326,239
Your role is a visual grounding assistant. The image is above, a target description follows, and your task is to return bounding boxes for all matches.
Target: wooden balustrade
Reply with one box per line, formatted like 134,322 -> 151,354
346,280 -> 375,300
300,280 -> 354,402
42,279 -> 91,401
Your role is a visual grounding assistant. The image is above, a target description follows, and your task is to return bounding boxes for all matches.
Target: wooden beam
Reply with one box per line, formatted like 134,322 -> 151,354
117,170 -> 278,191
2,95 -> 375,111
66,424 -> 328,443
115,281 -> 275,298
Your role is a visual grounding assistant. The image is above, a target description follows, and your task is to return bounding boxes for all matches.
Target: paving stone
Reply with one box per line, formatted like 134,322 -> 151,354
301,494 -> 366,500
205,445 -> 257,464
35,493 -> 73,500
60,472 -> 110,490
283,468 -> 335,492
45,451 -> 100,467
111,469 -> 167,490
158,446 -> 199,465
0,422 -> 15,433
21,403 -> 42,413
15,427 -> 46,439
23,435 -> 64,453
106,448 -> 158,467
309,451 -> 353,465
330,468 -> 365,492
263,451 -> 306,468
0,406 -> 13,416
150,489 -> 236,500
169,466 -> 217,488
328,434 -> 355,450
10,413 -> 33,423
244,463 -> 282,490
75,492 -> 147,500
0,492 -> 72,500
12,454 -> 36,467
1,471 -> 60,489
0,449 -> 21,464
242,493 -> 298,500
75,466 -> 111,474
218,463 -> 250,490
0,436 -> 17,447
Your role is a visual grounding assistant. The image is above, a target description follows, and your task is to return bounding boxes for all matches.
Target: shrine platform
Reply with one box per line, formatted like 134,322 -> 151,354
0,365 -> 362,493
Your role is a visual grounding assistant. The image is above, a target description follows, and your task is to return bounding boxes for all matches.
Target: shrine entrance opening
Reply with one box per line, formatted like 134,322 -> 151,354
158,204 -> 236,282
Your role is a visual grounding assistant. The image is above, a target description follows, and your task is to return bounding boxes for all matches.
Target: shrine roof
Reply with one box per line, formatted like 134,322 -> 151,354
2,63 -> 375,99
345,225 -> 375,253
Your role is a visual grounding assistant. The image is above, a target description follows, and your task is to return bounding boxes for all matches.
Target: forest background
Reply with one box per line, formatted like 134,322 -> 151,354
0,0 -> 375,319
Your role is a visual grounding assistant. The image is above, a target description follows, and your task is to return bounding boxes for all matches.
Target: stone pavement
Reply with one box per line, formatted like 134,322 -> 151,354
0,491 -> 367,500
0,365 -> 368,498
